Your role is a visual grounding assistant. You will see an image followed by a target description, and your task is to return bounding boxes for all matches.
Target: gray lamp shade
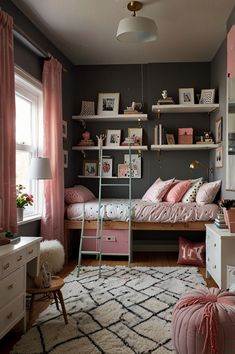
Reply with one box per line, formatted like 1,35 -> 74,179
116,16 -> 158,43
29,157 -> 52,180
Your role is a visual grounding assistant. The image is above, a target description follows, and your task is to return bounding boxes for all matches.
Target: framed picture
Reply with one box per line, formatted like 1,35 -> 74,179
199,89 -> 215,104
215,117 -> 223,143
124,154 -> 141,178
97,93 -> 120,115
83,160 -> 98,176
128,127 -> 143,145
166,133 -> 175,145
106,129 -> 121,146
179,88 -> 195,105
62,120 -> 67,139
101,157 -> 112,177
215,146 -> 223,168
118,164 -> 129,178
64,150 -> 68,168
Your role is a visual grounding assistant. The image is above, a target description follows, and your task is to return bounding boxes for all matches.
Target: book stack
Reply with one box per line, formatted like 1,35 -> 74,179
214,212 -> 228,229
154,124 -> 166,145
157,97 -> 175,105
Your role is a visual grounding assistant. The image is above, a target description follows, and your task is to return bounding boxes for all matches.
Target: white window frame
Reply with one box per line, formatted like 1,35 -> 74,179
15,66 -> 43,220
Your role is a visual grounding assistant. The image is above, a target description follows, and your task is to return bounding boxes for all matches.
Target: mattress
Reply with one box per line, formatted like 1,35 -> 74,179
66,199 -> 219,223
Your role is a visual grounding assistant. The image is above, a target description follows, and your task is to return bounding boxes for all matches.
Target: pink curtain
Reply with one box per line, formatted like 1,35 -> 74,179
0,11 -> 17,233
41,57 -> 64,243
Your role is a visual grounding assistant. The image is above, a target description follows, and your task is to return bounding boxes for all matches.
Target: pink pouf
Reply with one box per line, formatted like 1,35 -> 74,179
172,287 -> 235,354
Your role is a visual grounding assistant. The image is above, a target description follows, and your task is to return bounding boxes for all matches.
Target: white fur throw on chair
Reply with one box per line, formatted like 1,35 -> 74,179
40,240 -> 65,274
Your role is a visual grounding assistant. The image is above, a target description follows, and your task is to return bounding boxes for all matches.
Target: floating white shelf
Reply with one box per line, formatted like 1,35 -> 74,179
152,104 -> 219,114
78,175 -> 140,179
72,145 -> 148,151
72,114 -> 148,122
151,144 -> 219,151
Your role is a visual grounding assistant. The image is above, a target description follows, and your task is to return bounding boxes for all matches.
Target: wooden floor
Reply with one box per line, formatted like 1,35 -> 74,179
0,252 -> 217,354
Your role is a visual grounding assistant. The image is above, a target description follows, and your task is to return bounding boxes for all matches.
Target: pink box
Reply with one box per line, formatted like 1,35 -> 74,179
83,229 -> 129,255
178,128 -> 193,144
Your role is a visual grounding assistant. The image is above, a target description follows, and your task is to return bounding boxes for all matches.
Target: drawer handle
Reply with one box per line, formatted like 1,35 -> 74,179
213,265 -> 216,269
207,257 -> 210,262
3,263 -> 10,270
8,284 -> 13,290
17,255 -> 22,262
7,312 -> 13,319
214,243 -> 217,247
28,249 -> 34,255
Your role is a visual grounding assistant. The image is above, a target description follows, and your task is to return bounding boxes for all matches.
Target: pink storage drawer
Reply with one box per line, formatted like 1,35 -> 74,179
83,229 -> 129,255
178,128 -> 193,144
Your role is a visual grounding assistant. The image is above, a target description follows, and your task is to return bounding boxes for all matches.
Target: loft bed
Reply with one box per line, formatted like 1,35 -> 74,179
64,199 -> 218,263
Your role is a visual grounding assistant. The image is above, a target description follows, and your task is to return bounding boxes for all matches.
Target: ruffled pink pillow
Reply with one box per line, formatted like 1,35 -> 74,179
64,186 -> 95,204
142,178 -> 175,203
196,180 -> 221,205
164,180 -> 191,203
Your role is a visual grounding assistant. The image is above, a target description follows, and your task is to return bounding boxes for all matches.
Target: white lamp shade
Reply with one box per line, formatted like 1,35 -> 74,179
29,157 -> 52,179
116,16 -> 158,43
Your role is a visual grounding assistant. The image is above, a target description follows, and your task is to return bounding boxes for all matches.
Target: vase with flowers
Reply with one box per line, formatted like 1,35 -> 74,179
16,184 -> 34,222
219,199 -> 235,233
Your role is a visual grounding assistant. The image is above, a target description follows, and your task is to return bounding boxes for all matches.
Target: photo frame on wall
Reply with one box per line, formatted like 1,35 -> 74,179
118,164 -> 129,178
106,129 -> 121,146
64,150 -> 68,168
179,88 -> 195,105
124,154 -> 141,178
83,160 -> 98,176
97,93 -> 120,116
199,89 -> 215,104
62,120 -> 67,139
101,157 -> 112,177
215,117 -> 223,143
166,133 -> 175,145
128,127 -> 143,145
215,146 -> 223,168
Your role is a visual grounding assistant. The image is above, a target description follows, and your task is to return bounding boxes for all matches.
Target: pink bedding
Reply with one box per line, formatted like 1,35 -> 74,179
66,199 -> 218,223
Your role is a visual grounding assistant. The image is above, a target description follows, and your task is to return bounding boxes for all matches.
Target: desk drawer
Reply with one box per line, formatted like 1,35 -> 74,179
1,249 -> 26,278
0,294 -> 24,335
26,243 -> 38,261
0,266 -> 25,309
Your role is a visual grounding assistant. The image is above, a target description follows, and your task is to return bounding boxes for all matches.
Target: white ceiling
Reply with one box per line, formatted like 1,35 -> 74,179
12,0 -> 235,65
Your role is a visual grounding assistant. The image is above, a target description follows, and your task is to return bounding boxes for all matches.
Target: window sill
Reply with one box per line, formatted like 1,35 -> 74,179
17,215 -> 41,226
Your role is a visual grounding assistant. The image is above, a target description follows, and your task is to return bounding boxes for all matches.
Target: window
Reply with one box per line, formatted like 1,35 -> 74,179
15,67 -> 43,219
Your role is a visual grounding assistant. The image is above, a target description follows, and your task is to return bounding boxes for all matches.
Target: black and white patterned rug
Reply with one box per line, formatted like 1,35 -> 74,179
13,266 -> 206,354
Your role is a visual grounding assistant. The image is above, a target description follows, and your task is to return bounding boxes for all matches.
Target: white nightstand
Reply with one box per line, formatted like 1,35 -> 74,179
206,224 -> 235,288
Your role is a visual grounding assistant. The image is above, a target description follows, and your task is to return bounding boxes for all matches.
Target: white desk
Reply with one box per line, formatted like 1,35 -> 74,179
0,237 -> 41,339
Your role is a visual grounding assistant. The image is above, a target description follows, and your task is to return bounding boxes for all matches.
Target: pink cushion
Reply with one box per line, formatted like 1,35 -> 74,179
177,236 -> 205,266
172,287 -> 235,354
196,180 -> 221,205
142,178 -> 175,203
64,186 -> 95,204
164,180 -> 191,203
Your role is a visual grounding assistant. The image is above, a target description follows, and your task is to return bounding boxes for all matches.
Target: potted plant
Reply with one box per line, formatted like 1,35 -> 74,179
16,184 -> 34,222
219,199 -> 235,233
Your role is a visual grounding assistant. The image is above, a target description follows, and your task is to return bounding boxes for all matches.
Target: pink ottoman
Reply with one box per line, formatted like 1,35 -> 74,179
172,287 -> 235,354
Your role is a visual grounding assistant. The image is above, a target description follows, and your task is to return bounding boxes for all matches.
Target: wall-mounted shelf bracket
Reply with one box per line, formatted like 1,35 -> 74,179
80,119 -> 86,129
81,150 -> 86,158
157,109 -> 161,119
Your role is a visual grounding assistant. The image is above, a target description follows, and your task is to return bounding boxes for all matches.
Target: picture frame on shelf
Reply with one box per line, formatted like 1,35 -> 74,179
64,150 -> 68,168
124,154 -> 141,178
118,164 -> 129,178
97,92 -> 120,116
215,117 -> 223,143
179,88 -> 195,105
215,146 -> 223,168
199,89 -> 215,104
128,127 -> 143,145
166,133 -> 175,145
106,129 -> 121,146
83,160 -> 98,176
62,120 -> 67,139
101,157 -> 112,177
80,101 -> 95,115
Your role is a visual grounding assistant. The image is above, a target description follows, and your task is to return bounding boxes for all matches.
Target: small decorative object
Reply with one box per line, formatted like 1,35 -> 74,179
80,101 -> 95,115
62,120 -> 67,139
157,90 -> 175,105
121,137 -> 135,146
64,150 -> 68,168
178,128 -> 193,144
128,127 -> 143,145
215,116 -> 223,143
118,163 -> 129,177
162,90 -> 168,99
220,199 -> 235,232
83,160 -> 98,176
124,154 -> 141,178
177,237 -> 205,266
199,89 -> 215,104
178,88 -> 195,105
166,133 -> 175,145
97,93 -> 120,115
106,129 -> 121,146
78,130 -> 95,146
215,146 -> 223,167
16,184 -> 34,222
101,157 -> 112,177
124,101 -> 143,114
214,209 -> 227,229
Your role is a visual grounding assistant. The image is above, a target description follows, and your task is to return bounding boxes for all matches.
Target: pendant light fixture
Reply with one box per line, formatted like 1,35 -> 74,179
116,1 -> 158,43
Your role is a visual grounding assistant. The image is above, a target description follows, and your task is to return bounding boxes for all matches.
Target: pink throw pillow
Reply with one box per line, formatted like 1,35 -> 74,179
64,186 -> 95,204
142,178 -> 175,203
164,180 -> 191,203
177,236 -> 205,266
196,180 -> 221,205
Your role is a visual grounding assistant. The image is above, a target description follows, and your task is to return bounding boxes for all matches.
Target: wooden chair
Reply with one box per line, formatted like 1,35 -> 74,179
27,276 -> 68,328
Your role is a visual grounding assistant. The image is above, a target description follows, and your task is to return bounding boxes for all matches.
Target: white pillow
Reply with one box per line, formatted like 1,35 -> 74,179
196,180 -> 221,205
142,178 -> 175,203
181,178 -> 203,203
